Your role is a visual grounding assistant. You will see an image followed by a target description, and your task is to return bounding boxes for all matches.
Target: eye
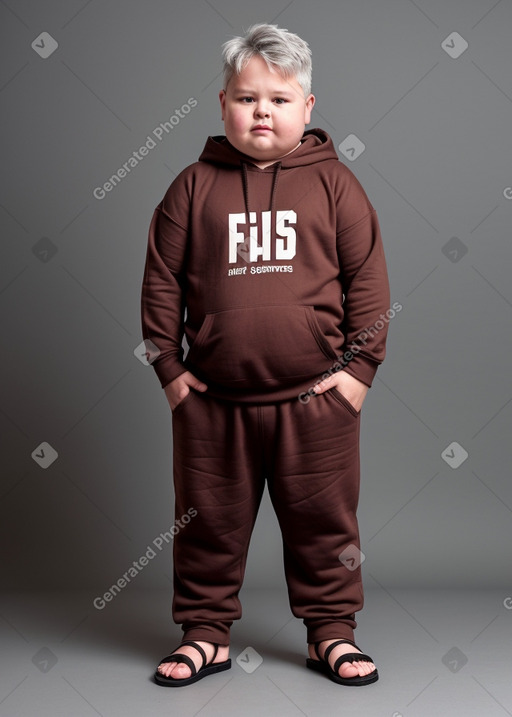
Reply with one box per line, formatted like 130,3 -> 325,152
274,98 -> 287,104
240,97 -> 254,103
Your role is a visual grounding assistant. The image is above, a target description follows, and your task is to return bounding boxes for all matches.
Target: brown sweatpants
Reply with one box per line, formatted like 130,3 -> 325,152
170,383 -> 364,647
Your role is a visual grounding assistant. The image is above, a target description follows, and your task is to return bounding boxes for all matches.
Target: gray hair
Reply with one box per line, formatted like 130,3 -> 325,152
221,23 -> 312,98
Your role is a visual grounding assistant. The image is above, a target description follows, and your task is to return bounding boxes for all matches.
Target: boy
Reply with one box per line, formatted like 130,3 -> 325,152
141,23 -> 390,688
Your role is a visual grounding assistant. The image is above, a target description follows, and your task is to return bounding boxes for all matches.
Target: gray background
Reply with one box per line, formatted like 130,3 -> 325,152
2,2 -> 512,715
2,0 -> 511,590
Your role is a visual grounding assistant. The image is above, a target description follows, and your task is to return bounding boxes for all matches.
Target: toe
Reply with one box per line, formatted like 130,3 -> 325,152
339,661 -> 360,678
347,659 -> 376,677
356,661 -> 370,676
158,660 -> 191,680
171,663 -> 192,679
319,640 -> 377,679
157,641 -> 226,681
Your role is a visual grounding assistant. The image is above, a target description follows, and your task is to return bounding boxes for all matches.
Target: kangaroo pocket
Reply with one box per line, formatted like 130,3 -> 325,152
185,304 -> 338,390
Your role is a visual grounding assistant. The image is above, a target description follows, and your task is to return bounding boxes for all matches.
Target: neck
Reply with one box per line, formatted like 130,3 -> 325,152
252,140 -> 302,169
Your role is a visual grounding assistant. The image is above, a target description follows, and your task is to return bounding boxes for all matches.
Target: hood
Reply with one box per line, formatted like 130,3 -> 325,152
197,127 -> 339,218
198,127 -> 338,168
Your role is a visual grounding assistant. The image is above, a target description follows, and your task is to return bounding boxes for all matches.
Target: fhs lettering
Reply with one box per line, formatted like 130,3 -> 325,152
228,210 -> 297,263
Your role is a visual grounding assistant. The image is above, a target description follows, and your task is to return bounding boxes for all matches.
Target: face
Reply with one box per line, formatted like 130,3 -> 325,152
219,55 -> 315,166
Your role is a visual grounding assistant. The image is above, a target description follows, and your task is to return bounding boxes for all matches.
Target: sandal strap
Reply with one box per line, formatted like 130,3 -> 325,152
312,638 -> 356,661
181,640 -> 220,664
323,639 -> 359,662
178,640 -> 208,669
159,652 -> 197,675
159,640 -> 214,673
162,640 -> 222,669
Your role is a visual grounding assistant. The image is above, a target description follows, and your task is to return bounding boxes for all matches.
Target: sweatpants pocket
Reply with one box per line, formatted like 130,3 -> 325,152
327,386 -> 361,418
185,304 -> 338,390
171,387 -> 199,416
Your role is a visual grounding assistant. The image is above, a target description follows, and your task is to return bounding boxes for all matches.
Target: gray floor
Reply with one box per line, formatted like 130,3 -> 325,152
1,586 -> 511,717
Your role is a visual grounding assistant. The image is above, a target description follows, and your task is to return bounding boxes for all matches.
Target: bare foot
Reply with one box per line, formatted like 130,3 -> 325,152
157,641 -> 229,681
308,639 -> 377,679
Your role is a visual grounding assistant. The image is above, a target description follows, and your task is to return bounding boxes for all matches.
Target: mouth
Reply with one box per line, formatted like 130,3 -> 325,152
251,125 -> 272,132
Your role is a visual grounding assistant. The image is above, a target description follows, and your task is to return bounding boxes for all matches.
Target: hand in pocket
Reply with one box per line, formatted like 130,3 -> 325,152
313,371 -> 368,412
164,371 -> 208,411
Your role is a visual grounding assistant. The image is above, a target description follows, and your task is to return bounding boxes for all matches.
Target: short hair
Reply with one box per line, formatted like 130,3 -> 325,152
221,23 -> 312,98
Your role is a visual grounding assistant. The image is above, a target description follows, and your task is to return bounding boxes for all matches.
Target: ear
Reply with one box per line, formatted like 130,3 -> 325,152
304,94 -> 315,125
219,89 -> 226,121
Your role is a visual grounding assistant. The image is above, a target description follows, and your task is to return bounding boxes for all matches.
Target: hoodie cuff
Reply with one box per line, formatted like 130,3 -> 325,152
150,359 -> 188,390
342,353 -> 380,388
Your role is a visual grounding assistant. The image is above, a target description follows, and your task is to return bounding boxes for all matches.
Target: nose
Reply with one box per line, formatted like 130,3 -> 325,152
254,100 -> 271,118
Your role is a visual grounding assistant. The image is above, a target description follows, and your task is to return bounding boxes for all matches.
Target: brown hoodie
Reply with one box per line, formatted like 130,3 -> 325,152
141,128 -> 390,403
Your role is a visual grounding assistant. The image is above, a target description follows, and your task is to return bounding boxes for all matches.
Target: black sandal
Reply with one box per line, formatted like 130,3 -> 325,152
154,640 -> 231,687
306,639 -> 379,686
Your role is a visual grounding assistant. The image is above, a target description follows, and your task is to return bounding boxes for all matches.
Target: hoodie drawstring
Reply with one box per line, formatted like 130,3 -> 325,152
241,160 -> 282,224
